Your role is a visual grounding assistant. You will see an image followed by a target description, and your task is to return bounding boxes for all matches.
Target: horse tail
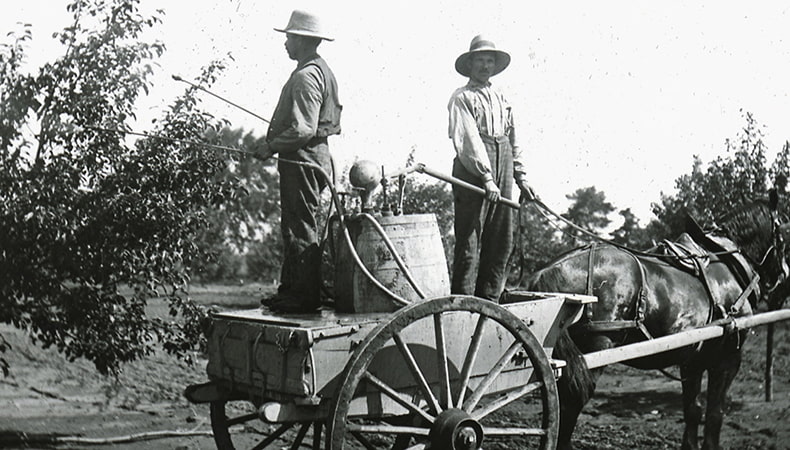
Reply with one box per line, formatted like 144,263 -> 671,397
553,327 -> 596,405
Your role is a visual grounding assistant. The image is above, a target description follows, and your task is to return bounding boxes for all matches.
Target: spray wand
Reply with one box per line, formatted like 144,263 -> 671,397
171,75 -> 270,124
83,125 -> 253,155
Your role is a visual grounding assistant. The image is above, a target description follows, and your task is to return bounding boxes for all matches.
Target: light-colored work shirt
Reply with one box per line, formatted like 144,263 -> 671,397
266,54 -> 341,155
448,80 -> 527,183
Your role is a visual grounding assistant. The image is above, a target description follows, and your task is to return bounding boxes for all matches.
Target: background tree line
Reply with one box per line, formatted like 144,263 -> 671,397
1,0 -> 788,376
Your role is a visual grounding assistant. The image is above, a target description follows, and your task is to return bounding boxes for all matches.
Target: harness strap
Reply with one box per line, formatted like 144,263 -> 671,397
578,320 -> 640,332
684,256 -> 720,351
730,274 -> 760,316
581,246 -> 654,340
586,242 -> 597,297
585,243 -> 597,321
628,251 -> 650,332
692,255 -> 724,322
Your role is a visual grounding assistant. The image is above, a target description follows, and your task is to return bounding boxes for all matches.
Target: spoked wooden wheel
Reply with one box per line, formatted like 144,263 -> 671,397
328,296 -> 559,450
210,400 -> 324,449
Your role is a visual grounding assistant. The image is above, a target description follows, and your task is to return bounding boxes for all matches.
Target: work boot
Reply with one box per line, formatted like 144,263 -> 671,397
260,292 -> 295,309
269,297 -> 321,314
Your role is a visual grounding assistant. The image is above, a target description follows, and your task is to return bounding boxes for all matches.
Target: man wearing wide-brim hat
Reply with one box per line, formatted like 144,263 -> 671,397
448,34 -> 536,302
255,9 -> 342,313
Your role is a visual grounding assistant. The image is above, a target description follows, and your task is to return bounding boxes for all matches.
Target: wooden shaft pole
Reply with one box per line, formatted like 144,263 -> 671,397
583,309 -> 790,370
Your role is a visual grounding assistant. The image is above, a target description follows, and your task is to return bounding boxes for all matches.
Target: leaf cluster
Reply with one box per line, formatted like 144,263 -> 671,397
0,0 -> 239,375
652,111 -> 790,237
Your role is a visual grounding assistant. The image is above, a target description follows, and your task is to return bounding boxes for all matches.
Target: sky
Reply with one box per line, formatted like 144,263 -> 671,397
3,1 -> 789,223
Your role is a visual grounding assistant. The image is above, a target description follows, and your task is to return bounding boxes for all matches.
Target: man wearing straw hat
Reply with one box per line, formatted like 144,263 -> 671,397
255,10 -> 342,313
448,34 -> 535,302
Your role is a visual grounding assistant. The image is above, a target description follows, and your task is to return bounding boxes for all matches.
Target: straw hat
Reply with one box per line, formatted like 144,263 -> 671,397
274,10 -> 334,41
455,35 -> 510,77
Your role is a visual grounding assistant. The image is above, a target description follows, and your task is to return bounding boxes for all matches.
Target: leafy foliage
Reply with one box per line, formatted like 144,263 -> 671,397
195,127 -> 282,283
561,186 -> 615,245
610,208 -> 655,249
649,112 -> 790,308
3,1 -> 787,381
652,111 -> 789,237
508,204 -> 570,284
510,113 -> 790,284
401,178 -> 455,268
0,0 -> 238,375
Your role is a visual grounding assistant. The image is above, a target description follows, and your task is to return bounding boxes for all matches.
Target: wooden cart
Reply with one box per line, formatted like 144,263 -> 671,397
185,292 -> 596,449
186,291 -> 790,450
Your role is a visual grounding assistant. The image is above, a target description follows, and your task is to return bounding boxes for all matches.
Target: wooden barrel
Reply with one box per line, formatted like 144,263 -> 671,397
334,213 -> 450,313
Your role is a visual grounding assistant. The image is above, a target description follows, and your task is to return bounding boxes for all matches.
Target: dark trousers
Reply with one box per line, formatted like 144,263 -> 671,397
451,136 -> 515,302
277,151 -> 329,305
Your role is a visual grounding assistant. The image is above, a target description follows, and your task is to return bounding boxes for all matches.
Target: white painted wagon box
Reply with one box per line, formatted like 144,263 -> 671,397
206,310 -> 386,402
204,292 -> 592,410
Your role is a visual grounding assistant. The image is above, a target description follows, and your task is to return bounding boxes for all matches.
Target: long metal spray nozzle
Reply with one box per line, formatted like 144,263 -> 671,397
171,74 -> 270,124
84,125 -> 253,156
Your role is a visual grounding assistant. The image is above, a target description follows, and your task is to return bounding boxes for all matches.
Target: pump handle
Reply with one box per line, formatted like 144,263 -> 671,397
415,164 -> 521,210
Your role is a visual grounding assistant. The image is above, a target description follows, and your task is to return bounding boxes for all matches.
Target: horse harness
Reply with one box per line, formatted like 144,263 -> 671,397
579,241 -> 653,340
577,235 -> 761,344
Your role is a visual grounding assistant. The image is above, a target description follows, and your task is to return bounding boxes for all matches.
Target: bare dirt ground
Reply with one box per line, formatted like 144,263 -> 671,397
1,284 -> 788,449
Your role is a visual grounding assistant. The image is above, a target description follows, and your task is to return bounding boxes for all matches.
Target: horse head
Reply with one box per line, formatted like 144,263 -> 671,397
717,189 -> 789,303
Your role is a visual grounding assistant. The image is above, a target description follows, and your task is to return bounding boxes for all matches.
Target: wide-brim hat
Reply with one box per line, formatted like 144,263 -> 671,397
274,9 -> 334,41
455,35 -> 510,77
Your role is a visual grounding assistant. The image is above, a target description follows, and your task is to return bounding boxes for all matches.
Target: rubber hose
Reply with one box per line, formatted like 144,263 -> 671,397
275,157 -> 412,306
359,212 -> 427,299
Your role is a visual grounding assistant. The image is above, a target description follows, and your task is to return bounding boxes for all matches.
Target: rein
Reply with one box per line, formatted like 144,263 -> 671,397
530,194 -> 783,291
526,197 -> 787,296
526,197 -> 738,260
719,212 -> 787,294
534,196 -> 783,354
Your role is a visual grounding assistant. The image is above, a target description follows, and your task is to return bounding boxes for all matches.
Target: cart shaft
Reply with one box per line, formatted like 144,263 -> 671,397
583,309 -> 790,369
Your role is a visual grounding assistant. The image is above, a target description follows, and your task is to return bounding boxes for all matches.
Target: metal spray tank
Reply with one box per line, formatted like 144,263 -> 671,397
332,160 -> 450,313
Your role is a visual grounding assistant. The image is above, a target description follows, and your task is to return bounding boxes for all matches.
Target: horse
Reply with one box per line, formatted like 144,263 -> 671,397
516,191 -> 788,450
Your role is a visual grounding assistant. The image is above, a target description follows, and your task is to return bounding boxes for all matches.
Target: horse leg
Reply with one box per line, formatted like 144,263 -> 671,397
556,367 -> 603,450
554,330 -> 606,450
680,365 -> 703,450
701,347 -> 742,450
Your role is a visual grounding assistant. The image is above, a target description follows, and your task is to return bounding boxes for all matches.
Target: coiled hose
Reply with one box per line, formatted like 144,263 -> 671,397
275,156 -> 425,307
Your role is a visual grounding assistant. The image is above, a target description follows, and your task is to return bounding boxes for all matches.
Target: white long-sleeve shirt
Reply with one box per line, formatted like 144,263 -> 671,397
448,80 -> 527,183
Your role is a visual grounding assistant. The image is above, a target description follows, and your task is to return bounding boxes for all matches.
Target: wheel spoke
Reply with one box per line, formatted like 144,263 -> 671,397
226,411 -> 259,427
471,380 -> 542,421
393,331 -> 442,415
251,423 -> 294,450
482,426 -> 547,436
456,315 -> 488,407
351,430 -> 379,450
433,312 -> 452,409
391,433 -> 414,450
364,371 -> 436,423
347,423 -> 430,436
329,296 -> 560,450
463,339 -> 522,412
288,422 -> 310,450
311,421 -> 323,450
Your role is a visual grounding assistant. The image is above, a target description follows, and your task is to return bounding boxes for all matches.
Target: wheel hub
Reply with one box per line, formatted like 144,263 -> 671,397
429,408 -> 483,450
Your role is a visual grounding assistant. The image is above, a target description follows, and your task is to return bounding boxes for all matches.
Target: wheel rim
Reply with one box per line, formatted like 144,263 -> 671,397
328,295 -> 559,449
